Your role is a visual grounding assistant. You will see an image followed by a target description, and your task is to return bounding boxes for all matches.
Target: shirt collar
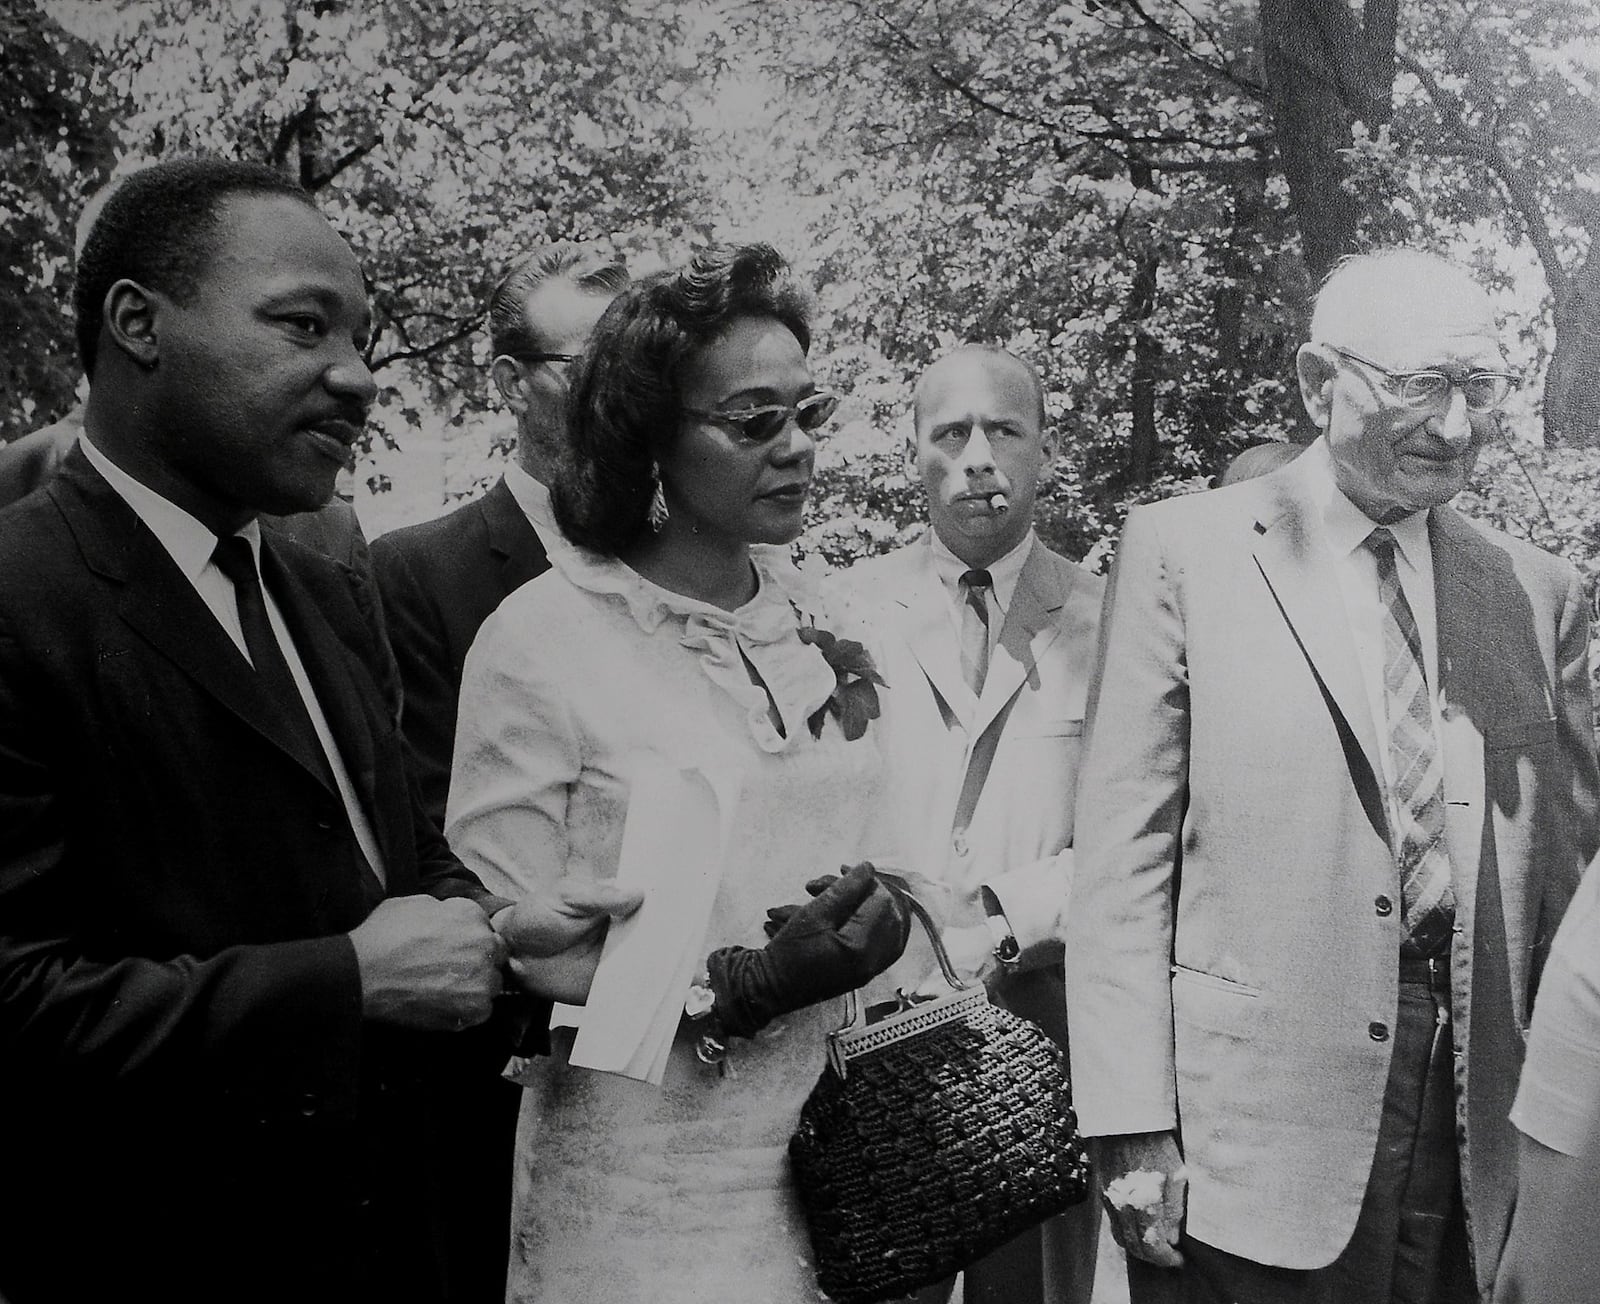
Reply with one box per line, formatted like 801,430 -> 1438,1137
79,432 -> 261,574
929,525 -> 1036,613
1303,437 -> 1431,573
502,460 -> 557,537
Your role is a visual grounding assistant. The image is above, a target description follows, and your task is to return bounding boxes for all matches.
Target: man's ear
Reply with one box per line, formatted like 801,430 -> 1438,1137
1296,343 -> 1337,431
1038,425 -> 1059,479
491,355 -> 531,414
103,279 -> 160,370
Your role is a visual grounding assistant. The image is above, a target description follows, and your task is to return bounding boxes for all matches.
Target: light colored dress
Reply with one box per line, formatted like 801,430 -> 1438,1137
447,542 -> 894,1304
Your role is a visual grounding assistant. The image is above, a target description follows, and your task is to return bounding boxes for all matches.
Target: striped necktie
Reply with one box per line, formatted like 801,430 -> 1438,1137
959,569 -> 993,695
1365,527 -> 1455,957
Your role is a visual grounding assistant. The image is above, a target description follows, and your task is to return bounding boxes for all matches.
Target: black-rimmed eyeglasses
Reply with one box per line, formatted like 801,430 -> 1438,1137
1327,346 -> 1518,413
683,391 -> 841,444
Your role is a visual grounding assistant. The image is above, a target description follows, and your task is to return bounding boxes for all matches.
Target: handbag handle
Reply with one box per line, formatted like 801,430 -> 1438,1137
836,883 -> 967,1034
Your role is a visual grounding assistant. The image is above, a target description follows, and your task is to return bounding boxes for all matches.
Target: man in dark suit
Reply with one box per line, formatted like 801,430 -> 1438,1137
372,244 -> 628,827
369,241 -> 626,1303
0,158 -> 635,1304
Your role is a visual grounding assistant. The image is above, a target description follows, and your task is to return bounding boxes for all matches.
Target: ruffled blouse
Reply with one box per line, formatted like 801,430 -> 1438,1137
445,541 -> 889,909
545,542 -> 842,755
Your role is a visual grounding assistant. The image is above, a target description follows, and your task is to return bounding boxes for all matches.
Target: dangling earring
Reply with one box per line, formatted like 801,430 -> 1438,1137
647,462 -> 669,533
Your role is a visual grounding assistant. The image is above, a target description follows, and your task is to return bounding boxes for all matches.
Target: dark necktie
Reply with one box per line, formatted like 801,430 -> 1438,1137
1365,528 -> 1455,957
211,535 -> 336,793
959,569 -> 993,695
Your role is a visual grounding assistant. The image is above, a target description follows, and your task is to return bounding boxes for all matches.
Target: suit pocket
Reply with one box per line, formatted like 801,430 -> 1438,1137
1484,716 -> 1556,751
1010,716 -> 1084,740
1171,966 -> 1254,1036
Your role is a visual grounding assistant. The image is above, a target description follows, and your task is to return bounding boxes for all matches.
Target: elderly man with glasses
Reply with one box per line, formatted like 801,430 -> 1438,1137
1066,248 -> 1598,1304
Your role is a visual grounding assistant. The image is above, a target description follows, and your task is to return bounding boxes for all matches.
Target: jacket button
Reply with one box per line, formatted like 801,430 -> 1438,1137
952,834 -> 969,857
1374,895 -> 1393,917
299,1091 -> 320,1117
1369,1022 -> 1389,1042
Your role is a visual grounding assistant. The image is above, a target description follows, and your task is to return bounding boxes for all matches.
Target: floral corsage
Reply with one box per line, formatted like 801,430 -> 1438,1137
795,620 -> 886,742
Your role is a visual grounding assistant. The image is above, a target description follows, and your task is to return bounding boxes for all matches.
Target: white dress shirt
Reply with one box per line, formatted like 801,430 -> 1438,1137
1304,439 -> 1444,842
80,434 -> 388,884
929,526 -> 1037,668
502,461 -> 558,539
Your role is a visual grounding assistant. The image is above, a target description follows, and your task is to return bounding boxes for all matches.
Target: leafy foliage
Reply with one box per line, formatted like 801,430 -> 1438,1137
9,0 -> 718,455
0,3 -> 114,439
7,0 -> 1598,598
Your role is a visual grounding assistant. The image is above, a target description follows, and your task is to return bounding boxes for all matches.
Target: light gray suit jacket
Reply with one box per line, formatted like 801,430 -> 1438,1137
1064,445 -> 1599,1288
841,534 -> 1103,1037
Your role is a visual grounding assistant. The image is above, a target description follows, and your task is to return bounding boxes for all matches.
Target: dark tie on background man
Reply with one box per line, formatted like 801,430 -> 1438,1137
1365,527 -> 1455,957
960,568 -> 993,696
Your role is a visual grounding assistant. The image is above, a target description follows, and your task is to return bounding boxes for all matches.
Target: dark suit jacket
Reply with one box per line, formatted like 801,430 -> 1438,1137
0,449 -> 505,1304
369,475 -> 550,1303
371,476 -> 549,829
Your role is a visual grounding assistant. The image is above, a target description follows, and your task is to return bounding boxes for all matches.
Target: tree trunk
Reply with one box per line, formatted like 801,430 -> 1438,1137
1259,0 -> 1399,284
1544,232 -> 1600,447
1127,249 -> 1161,484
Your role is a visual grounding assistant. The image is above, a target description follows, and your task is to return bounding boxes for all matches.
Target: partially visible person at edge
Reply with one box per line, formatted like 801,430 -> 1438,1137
445,243 -> 916,1303
1065,248 -> 1599,1303
1216,438 -> 1301,487
835,344 -> 1104,1304
1494,851 -> 1600,1303
370,241 -> 627,1302
0,156 -> 639,1304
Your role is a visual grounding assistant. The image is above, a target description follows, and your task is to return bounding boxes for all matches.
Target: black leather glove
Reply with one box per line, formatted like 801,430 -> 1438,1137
708,862 -> 911,1038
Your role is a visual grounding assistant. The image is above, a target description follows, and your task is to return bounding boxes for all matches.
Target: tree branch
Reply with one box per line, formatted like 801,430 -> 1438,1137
368,313 -> 484,372
1116,0 -> 1266,99
1397,50 -> 1567,301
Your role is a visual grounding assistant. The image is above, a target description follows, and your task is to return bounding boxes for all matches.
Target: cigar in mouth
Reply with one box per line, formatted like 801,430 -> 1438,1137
988,492 -> 1009,514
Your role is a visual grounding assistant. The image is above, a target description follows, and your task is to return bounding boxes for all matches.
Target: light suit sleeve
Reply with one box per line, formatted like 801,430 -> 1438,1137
1063,504 -> 1188,1137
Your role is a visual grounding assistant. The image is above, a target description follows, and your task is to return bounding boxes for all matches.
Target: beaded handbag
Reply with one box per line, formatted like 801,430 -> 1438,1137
788,893 -> 1091,1304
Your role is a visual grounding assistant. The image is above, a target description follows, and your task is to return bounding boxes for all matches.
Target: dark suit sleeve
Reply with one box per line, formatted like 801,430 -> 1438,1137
371,534 -> 461,835
0,622 -> 366,1106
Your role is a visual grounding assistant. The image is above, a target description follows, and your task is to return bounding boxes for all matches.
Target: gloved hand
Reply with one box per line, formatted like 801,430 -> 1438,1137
708,861 -> 911,1038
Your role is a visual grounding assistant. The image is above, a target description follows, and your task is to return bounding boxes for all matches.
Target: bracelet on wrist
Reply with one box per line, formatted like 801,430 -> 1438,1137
981,888 -> 1021,967
685,972 -> 728,1069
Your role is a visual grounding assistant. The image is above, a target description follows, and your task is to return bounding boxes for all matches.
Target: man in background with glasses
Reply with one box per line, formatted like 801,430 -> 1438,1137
1067,248 -> 1598,1303
374,242 -> 627,830
370,242 -> 627,1303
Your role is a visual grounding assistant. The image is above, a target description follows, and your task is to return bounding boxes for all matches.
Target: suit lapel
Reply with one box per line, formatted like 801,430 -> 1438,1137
1249,459 -> 1389,841
260,537 -> 378,806
480,476 -> 549,597
892,537 -> 977,725
1431,508 -> 1500,999
974,540 -> 1067,739
50,457 -> 338,799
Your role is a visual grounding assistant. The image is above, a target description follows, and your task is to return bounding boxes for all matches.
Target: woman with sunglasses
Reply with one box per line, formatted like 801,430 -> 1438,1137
446,244 -> 913,1303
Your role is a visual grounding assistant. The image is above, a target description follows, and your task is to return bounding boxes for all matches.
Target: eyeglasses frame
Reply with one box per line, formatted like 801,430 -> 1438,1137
1325,345 -> 1519,413
681,391 -> 842,444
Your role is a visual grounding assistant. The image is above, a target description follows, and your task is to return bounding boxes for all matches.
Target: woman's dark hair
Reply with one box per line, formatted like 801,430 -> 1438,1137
553,243 -> 813,556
